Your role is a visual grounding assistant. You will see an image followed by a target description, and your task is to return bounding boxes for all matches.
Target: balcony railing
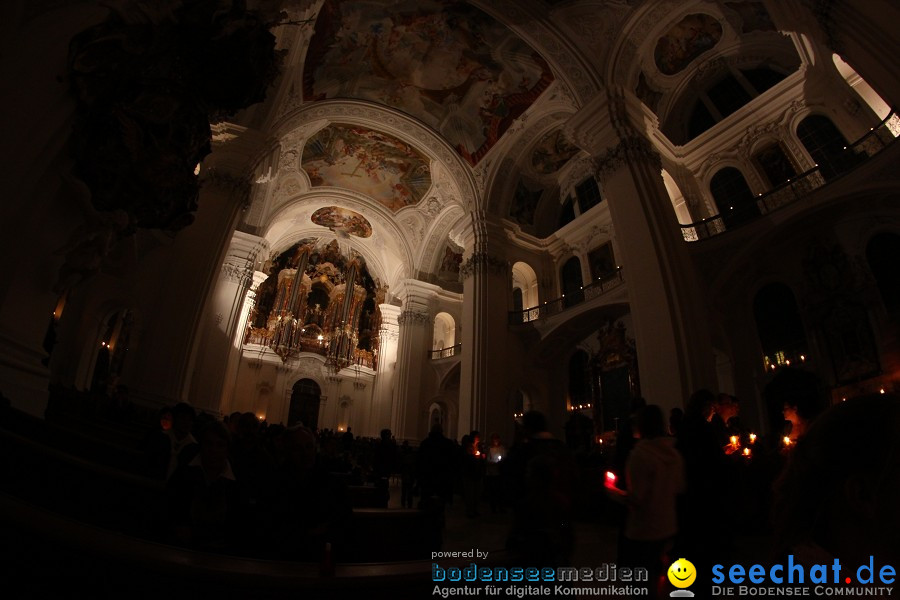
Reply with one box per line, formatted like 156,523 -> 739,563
508,268 -> 625,324
429,344 -> 461,359
681,110 -> 899,242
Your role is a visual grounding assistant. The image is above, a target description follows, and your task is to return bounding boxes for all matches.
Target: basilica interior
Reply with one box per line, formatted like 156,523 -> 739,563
3,0 -> 899,449
3,1 -> 900,597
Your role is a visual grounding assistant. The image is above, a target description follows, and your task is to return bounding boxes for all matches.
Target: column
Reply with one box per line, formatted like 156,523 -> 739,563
189,231 -> 268,414
457,212 -> 512,441
126,128 -> 262,408
765,0 -> 900,110
391,280 -> 438,442
565,89 -> 717,411
372,304 -> 400,436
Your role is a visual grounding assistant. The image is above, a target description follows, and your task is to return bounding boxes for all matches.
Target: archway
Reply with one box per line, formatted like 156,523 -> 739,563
797,115 -> 863,180
560,256 -> 584,308
432,312 -> 456,351
289,378 -> 322,428
710,166 -> 760,228
512,261 -> 539,310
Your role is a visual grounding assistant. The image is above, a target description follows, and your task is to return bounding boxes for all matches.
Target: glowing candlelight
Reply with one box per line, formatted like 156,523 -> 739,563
730,435 -> 739,446
783,436 -> 792,446
749,433 -> 757,444
743,447 -> 751,457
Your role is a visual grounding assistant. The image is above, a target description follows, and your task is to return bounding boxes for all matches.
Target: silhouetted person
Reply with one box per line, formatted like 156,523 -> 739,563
166,421 -> 240,552
675,389 -> 726,599
417,424 -> 456,507
269,426 -> 351,561
773,393 -> 900,567
607,405 -> 684,600
505,411 -> 576,566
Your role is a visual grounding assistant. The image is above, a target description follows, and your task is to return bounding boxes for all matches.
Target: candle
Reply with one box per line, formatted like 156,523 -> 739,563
783,436 -> 792,446
749,433 -> 757,444
729,435 -> 739,446
743,447 -> 751,457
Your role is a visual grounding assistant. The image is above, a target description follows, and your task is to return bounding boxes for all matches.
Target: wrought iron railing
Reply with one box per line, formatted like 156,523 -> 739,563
508,268 -> 625,324
429,344 -> 461,359
681,110 -> 898,242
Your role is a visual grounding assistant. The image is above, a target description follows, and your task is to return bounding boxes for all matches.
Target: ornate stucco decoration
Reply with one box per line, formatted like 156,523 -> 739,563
397,310 -> 431,327
221,263 -> 253,289
459,252 -> 508,280
202,169 -> 253,210
593,135 -> 662,182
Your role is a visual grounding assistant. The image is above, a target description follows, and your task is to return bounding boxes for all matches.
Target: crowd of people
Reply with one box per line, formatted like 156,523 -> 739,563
29,371 -> 897,594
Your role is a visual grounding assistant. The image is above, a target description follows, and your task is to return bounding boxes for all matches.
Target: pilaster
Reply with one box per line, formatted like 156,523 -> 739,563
372,303 -> 401,435
392,280 -> 440,441
565,88 -> 717,411
190,231 -> 268,413
458,211 -> 513,443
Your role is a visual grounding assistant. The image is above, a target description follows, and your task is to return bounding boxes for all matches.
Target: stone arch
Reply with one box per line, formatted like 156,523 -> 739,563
432,312 -> 456,351
511,261 -> 540,310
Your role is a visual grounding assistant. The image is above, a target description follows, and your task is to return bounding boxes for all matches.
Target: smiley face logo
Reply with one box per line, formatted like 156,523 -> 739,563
667,558 -> 696,589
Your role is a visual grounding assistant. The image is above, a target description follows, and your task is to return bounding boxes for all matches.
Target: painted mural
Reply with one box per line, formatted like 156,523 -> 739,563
725,2 -> 775,33
302,124 -> 431,212
531,130 -> 580,174
654,14 -> 722,76
509,179 -> 543,226
311,206 -> 373,238
303,0 -> 554,166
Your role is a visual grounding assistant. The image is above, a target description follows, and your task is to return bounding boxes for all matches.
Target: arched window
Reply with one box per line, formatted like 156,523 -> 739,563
797,115 -> 864,180
866,232 -> 900,313
568,351 -> 591,409
512,288 -> 523,312
289,378 -> 321,428
511,261 -> 539,310
560,256 -> 584,308
753,143 -> 797,188
90,309 -> 133,394
832,54 -> 898,137
433,312 -> 456,351
710,167 -> 759,228
752,283 -> 807,367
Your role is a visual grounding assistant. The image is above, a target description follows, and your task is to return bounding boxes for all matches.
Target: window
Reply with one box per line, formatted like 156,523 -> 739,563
754,143 -> 797,188
797,115 -> 865,181
558,195 -> 576,229
575,177 -> 603,213
709,167 -> 759,227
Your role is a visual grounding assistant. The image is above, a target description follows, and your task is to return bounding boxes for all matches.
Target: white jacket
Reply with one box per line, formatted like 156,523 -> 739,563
624,436 -> 686,541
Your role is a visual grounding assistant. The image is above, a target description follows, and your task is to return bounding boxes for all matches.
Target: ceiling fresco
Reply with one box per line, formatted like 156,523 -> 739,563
301,123 -> 431,211
311,206 -> 374,238
654,13 -> 722,75
531,129 -> 580,174
303,0 -> 555,165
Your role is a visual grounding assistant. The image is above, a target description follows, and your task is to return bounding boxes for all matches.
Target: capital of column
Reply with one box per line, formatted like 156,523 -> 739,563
563,88 -> 662,181
397,310 -> 431,328
459,252 -> 508,280
378,304 -> 401,342
221,232 -> 268,290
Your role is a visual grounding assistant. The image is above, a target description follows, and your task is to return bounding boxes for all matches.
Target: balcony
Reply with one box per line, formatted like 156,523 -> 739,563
681,110 -> 899,242
429,344 -> 461,360
508,268 -> 625,324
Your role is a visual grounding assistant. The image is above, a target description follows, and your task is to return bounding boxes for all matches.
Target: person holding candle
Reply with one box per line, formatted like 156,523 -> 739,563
607,404 -> 685,599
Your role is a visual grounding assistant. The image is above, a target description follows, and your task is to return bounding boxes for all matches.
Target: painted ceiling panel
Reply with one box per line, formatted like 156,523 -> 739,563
303,0 -> 554,165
